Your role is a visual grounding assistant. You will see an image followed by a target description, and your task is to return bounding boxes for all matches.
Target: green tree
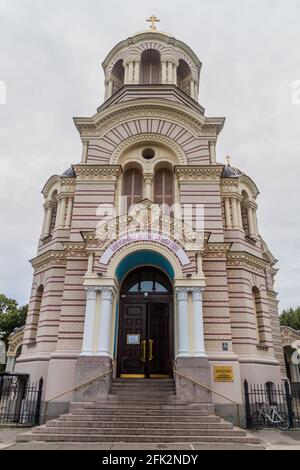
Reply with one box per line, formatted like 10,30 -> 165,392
0,294 -> 28,346
280,307 -> 300,331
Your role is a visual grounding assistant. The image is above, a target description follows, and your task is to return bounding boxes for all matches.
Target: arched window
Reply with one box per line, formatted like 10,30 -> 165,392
31,285 -> 44,343
140,50 -> 161,85
252,287 -> 263,344
121,267 -> 172,295
111,59 -> 124,94
177,59 -> 192,95
122,168 -> 143,212
154,168 -> 174,214
241,190 -> 249,235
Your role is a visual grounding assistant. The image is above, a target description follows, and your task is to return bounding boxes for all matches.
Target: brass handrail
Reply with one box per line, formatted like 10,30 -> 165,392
173,362 -> 241,427
43,359 -> 116,424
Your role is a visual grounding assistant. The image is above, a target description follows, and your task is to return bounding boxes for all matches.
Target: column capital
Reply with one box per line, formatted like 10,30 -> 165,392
176,287 -> 188,301
84,286 -> 99,300
190,287 -> 204,301
101,287 -> 115,302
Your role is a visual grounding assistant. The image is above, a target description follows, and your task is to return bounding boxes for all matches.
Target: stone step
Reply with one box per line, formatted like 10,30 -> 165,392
110,392 -> 176,397
112,379 -> 175,384
17,433 -> 261,444
33,427 -> 243,437
59,414 -> 221,423
48,420 -> 230,429
73,403 -> 210,410
72,408 -> 212,416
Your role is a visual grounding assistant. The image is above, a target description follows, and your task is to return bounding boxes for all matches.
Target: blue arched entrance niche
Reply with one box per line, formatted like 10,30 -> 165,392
115,250 -> 175,283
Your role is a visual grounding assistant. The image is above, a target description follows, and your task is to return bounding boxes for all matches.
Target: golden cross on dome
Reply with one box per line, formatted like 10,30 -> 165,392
147,15 -> 160,31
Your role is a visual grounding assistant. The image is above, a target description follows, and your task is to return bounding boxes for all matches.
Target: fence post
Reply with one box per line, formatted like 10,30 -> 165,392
284,380 -> 294,428
244,379 -> 252,428
34,377 -> 43,426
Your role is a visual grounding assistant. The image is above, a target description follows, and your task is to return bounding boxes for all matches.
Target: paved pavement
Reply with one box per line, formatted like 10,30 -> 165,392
0,426 -> 299,451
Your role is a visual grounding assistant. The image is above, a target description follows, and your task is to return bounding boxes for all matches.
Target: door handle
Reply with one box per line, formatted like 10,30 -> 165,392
141,340 -> 146,363
148,339 -> 154,362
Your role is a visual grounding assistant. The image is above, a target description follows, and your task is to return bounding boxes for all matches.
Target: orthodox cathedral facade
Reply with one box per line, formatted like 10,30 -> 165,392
16,21 -> 285,418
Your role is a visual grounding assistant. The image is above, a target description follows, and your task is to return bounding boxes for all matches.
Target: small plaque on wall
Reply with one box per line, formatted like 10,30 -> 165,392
126,334 -> 140,345
214,366 -> 234,382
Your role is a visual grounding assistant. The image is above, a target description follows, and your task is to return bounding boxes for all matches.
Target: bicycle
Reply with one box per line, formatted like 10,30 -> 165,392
251,402 -> 291,431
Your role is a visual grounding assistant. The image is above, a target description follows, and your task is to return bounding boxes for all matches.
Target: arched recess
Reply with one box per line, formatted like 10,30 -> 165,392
115,250 -> 175,284
121,166 -> 143,214
111,59 -> 124,94
140,49 -> 161,84
106,243 -> 184,281
177,59 -> 192,95
154,166 -> 174,215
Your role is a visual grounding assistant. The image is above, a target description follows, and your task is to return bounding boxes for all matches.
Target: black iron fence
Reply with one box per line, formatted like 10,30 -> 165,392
0,373 -> 43,426
244,379 -> 300,429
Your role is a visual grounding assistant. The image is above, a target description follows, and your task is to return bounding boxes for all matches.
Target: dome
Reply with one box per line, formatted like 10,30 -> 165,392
62,167 -> 76,178
222,164 -> 244,178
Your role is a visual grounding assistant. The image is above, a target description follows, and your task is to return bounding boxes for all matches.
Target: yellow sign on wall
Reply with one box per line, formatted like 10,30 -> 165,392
214,366 -> 234,382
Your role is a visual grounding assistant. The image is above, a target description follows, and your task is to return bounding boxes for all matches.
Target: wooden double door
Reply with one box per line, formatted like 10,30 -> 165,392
117,296 -> 173,378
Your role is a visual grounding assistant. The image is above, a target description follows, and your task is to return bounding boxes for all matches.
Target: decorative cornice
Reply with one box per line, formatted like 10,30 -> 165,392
73,165 -> 121,181
203,243 -> 232,259
226,251 -> 269,271
62,242 -> 87,258
175,165 -> 224,183
30,250 -> 67,272
74,101 -> 225,139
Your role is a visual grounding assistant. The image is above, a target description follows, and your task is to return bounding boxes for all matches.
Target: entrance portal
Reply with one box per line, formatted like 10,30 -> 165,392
117,267 -> 173,378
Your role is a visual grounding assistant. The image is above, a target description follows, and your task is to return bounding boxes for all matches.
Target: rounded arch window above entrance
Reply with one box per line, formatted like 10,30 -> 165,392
121,267 -> 172,295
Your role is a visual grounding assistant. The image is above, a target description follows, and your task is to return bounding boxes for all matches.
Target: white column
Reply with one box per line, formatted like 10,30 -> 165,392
168,61 -> 173,84
173,63 -> 177,85
54,199 -> 61,229
224,198 -> 232,229
58,197 -> 66,228
191,288 -> 206,357
107,79 -> 113,97
134,61 -> 140,84
161,61 -> 167,84
253,209 -> 259,236
237,199 -> 243,229
194,81 -> 198,101
44,204 -> 53,235
128,62 -> 134,83
124,64 -> 129,84
42,205 -> 50,236
176,288 -> 191,357
96,287 -> 114,357
81,140 -> 89,163
65,197 -> 73,228
189,80 -> 195,99
231,197 -> 239,228
209,141 -> 216,164
144,174 -> 153,200
81,287 -> 98,356
247,206 -> 255,237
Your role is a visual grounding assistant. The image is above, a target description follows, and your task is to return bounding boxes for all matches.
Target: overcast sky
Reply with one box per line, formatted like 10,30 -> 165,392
0,0 -> 299,311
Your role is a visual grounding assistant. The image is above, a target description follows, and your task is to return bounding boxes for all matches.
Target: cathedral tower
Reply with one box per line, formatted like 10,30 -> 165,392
16,19 -> 285,420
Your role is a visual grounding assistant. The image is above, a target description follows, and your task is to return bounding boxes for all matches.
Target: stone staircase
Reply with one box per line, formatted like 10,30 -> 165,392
17,379 -> 261,445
